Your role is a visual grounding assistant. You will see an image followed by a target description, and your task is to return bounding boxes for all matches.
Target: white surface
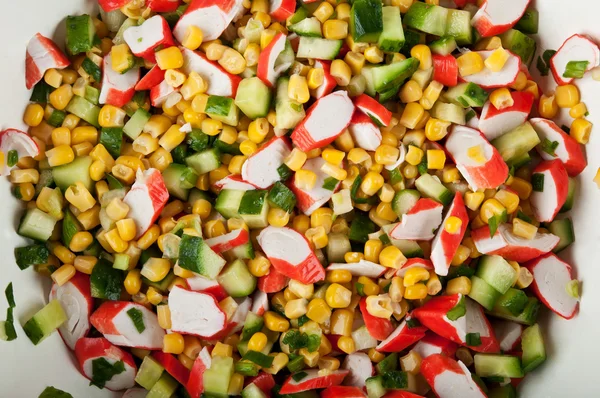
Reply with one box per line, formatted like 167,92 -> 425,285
0,0 -> 599,397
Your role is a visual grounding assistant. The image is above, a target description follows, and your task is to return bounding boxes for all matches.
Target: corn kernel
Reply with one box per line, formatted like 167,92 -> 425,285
556,84 -> 580,108
457,52 -> 484,76
484,47 -> 510,72
156,47 -> 184,70
411,44 -> 432,70
490,88 -> 514,110
446,276 -> 472,295
571,118 -> 593,144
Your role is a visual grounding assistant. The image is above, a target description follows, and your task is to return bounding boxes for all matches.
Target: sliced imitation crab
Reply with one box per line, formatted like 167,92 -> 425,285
123,15 -> 175,62
389,198 -> 444,241
550,34 -> 600,85
412,331 -> 458,359
471,0 -> 531,38
0,129 -> 40,174
289,157 -> 340,215
348,111 -> 383,151
459,50 -> 521,89
257,33 -> 294,88
168,285 -> 228,339
280,369 -> 349,394
123,168 -> 169,239
180,47 -> 241,97
531,118 -> 587,177
421,354 -> 487,398
430,193 -> 469,277
478,91 -> 535,141
340,352 -> 373,389
25,33 -> 70,90
241,136 -> 291,189
173,0 -> 245,43
529,159 -> 569,223
99,53 -> 140,108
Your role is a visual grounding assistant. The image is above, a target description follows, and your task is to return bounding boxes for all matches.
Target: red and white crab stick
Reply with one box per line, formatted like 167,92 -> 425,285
280,370 -> 349,394
123,15 -> 175,62
257,226 -> 325,284
445,126 -> 509,191
531,118 -> 587,176
524,253 -> 579,320
433,54 -> 458,87
291,91 -> 354,152
90,301 -> 165,350
181,48 -> 241,97
327,260 -> 386,279
376,317 -> 428,353
354,93 -> 393,127
459,50 -> 521,89
530,159 -> 569,222
311,60 -> 336,99
258,267 -> 289,293
213,296 -> 252,338
241,136 -> 291,189
150,79 -> 178,108
25,33 -> 70,90
251,290 -> 269,316
168,286 -> 228,339
359,297 -> 395,341
471,0 -> 531,37
412,331 -> 458,359
135,65 -> 166,91
147,0 -> 181,12
340,353 -> 373,389
430,193 -> 469,276
492,320 -> 523,352
289,157 -> 340,215
348,111 -> 383,151
479,91 -> 534,141
471,224 -> 560,263
270,0 -> 295,20
205,228 -> 250,254
184,274 -> 228,302
258,33 -> 293,88
123,168 -> 169,238
153,351 -> 191,386
99,53 -> 140,108
421,354 -> 487,398
322,386 -> 366,398
213,175 -> 257,192
550,34 -> 600,85
187,347 -> 212,398
49,272 -> 93,350
389,198 -> 444,241
74,337 -> 137,391
0,129 -> 40,174
122,388 -> 147,398
173,0 -> 245,43
396,258 -> 434,278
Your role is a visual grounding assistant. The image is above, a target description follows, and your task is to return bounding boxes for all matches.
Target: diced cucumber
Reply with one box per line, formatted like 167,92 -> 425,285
474,354 -> 524,378
18,208 -> 58,242
378,84 -> 401,103
378,6 -> 405,52
495,288 -> 528,316
501,29 -> 537,66
214,139 -> 241,156
476,255 -> 518,295
372,57 -> 420,93
267,182 -> 296,213
350,0 -> 383,43
135,356 -> 165,390
445,9 -> 472,45
47,109 -> 66,127
91,259 -> 124,300
82,57 -> 101,82
205,96 -> 239,127
376,352 -> 398,374
349,212 -> 377,243
185,148 -> 221,175
488,384 -> 517,398
488,297 -> 540,326
235,77 -> 271,119
22,299 -> 66,345
468,275 -> 501,311
289,6 -> 308,25
62,208 -> 82,247
404,2 -> 448,37
30,80 -> 53,103
392,189 -> 421,216
509,151 -> 531,168
366,375 -> 386,398
242,383 -> 268,398
429,36 -> 458,56
147,373 -> 178,398
100,128 -> 123,158
492,122 -> 541,165
66,96 -> 100,127
217,260 -> 257,298
123,108 -> 151,140
521,324 -> 546,372
85,85 -> 100,105
52,156 -> 94,192
326,233 -> 352,263
401,29 -> 424,57
431,101 -> 466,125
162,4 -> 188,28
66,15 -> 96,54
34,169 -> 54,197
186,129 -> 210,152
203,356 -> 234,398
391,239 -> 424,258
162,163 -> 198,200
143,271 -> 176,293
297,37 -> 343,60
276,77 -> 305,130
241,312 -> 264,341
14,244 -> 50,271
548,218 -> 574,252
215,189 -> 245,219
238,190 -> 269,228
444,82 -> 489,108
515,9 -> 539,34
112,254 -> 131,271
560,177 -> 576,212
289,17 -> 322,37
415,174 -> 453,205
179,234 -> 226,279
188,188 -> 214,205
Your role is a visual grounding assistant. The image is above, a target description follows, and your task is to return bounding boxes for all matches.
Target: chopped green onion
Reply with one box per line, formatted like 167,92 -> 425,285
126,307 -> 145,333
5,283 -> 15,308
292,371 -> 308,382
531,173 -> 545,192
566,280 -> 580,299
38,386 -> 74,398
322,177 -> 339,191
243,350 -> 274,368
540,139 -> 559,157
446,296 -> 466,321
90,358 -> 125,389
382,371 -> 408,389
466,332 -> 482,346
563,60 -> 589,79
7,150 -> 18,168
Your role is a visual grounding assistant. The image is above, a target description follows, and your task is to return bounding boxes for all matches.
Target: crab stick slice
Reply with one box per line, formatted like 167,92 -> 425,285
459,50 -> 521,89
25,33 -> 70,90
216,296 -> 253,338
471,0 -> 531,37
90,301 -> 165,350
354,94 -> 393,127
213,175 -> 257,192
269,0 -> 295,20
257,33 -> 294,88
421,354 -> 487,398
123,388 -> 148,398
123,168 -> 169,238
187,347 -> 212,398
100,54 -> 140,108
257,226 -> 325,284
123,15 -> 175,62
322,386 -> 366,398
530,160 -> 569,222
205,228 -> 250,254
479,91 -> 535,141
311,60 -> 337,99
169,286 -> 228,338
251,290 -> 269,316
280,370 -> 349,394
359,297 -> 395,341
147,0 -> 181,12
492,320 -> 523,352
396,258 -> 434,278
412,331 -> 458,359
550,34 -> 600,85
384,143 -> 407,172
433,54 -> 459,87
289,157 -> 340,215
174,0 -> 245,43
74,337 -> 137,391
99,0 -> 130,11
153,351 -> 191,385
327,260 -> 387,278
531,118 -> 587,176
389,199 -> 444,241
376,317 -> 428,352
471,224 -> 560,263
430,193 -> 469,276
348,111 -> 383,151
0,129 -> 40,174
524,253 -> 579,320
135,65 -> 166,91
150,79 -> 178,108
241,136 -> 292,189
446,126 -> 509,191
258,267 -> 289,293
291,91 -> 355,151
184,274 -> 228,302
49,272 -> 93,350
340,353 -> 373,389
181,48 -> 241,97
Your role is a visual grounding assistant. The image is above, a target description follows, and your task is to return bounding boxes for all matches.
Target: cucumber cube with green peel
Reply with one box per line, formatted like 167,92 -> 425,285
235,77 -> 272,119
22,299 -> 67,345
404,2 -> 448,37
501,29 -> 537,66
66,15 -> 96,54
350,0 -> 383,43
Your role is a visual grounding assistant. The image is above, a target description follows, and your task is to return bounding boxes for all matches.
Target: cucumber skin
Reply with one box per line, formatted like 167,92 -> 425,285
468,275 -> 501,311
218,260 -> 257,298
23,299 -> 67,345
52,156 -> 94,192
378,6 -> 405,53
404,2 -> 448,37
235,77 -> 272,119
521,324 -> 546,372
350,0 -> 383,43
474,354 -> 524,378
501,29 -> 537,66
548,218 -> 574,253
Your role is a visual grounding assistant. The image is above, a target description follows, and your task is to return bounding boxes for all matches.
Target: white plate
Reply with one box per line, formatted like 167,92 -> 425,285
0,0 -> 599,397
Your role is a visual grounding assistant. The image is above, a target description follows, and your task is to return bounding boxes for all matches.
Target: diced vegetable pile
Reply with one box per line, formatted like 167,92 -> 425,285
4,0 -> 598,396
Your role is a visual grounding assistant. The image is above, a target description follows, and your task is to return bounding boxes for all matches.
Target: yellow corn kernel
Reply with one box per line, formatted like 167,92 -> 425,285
163,333 -> 185,355
320,161 -> 347,180
245,253 -> 269,278
465,191 -> 485,211
306,148 -> 323,159
69,231 -> 93,253
65,182 -> 96,212
310,207 -> 334,233
103,228 -> 128,253
538,93 -> 558,119
420,80 -> 444,110
90,144 -> 115,170
219,48 -> 246,75
247,332 -> 268,352
164,69 -> 186,88
307,67 -> 325,90
403,267 -> 430,287
237,139 -> 256,156
405,145 -> 424,166
424,273 -> 441,296
182,335 -> 202,360
320,149 -> 344,168
330,308 -> 353,336
182,25 -> 203,50
512,218 -> 538,240
331,59 -> 351,86
364,45 -> 384,64
9,169 -> 39,184
51,264 -> 76,286
305,226 -> 329,249
267,207 -> 290,227
424,118 -> 450,142
116,218 -> 137,242
15,182 -> 34,201
137,224 -> 160,250
98,104 -> 127,128
570,102 -> 588,119
361,240 -> 382,265
156,305 -> 172,330
285,298 -> 309,319
446,276 -> 472,295
337,336 -> 355,354
318,356 -> 340,372
51,244 -> 75,265
466,144 -> 486,164
457,52 -> 484,76
411,44 -> 432,70
348,148 -> 370,164
248,118 -> 269,144
508,71 -> 527,91
227,154 -> 245,175
314,1 -> 334,23
287,74 -> 310,104
400,351 -> 422,375
507,177 -> 531,201
24,103 -> 45,127
344,252 -> 364,263
490,88 -> 514,110
242,43 -> 260,68
555,84 -> 580,108
400,80 -> 423,103
451,245 -> 471,266
306,298 -> 331,324
484,47 -> 510,72
260,29 -> 277,49
72,256 -> 96,275
158,125 -> 186,152
480,198 -> 506,224
495,189 -> 519,214
105,198 -> 129,221
373,144 -> 399,166
292,214 -> 310,235
360,171 -> 384,196
282,148 -> 307,172
44,68 -> 63,88
379,246 -> 407,269
571,118 -> 593,144
343,52 -> 365,76
400,102 -> 425,130
403,283 -> 427,300
190,198 -> 211,221
49,84 -> 73,111
375,202 -> 397,222
425,149 -> 445,170
516,267 -> 533,289
264,311 -> 290,332
45,145 -> 74,167
325,283 -> 352,309
367,348 -> 386,364
112,164 -> 135,185
132,133 -> 159,156
326,270 -> 353,284
146,286 -> 164,306
366,295 -> 393,319
156,47 -> 184,70
295,169 -> 318,190
298,347 -> 319,367
88,159 -> 105,181
323,19 -> 348,40
357,276 -> 380,296
141,257 -> 171,283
